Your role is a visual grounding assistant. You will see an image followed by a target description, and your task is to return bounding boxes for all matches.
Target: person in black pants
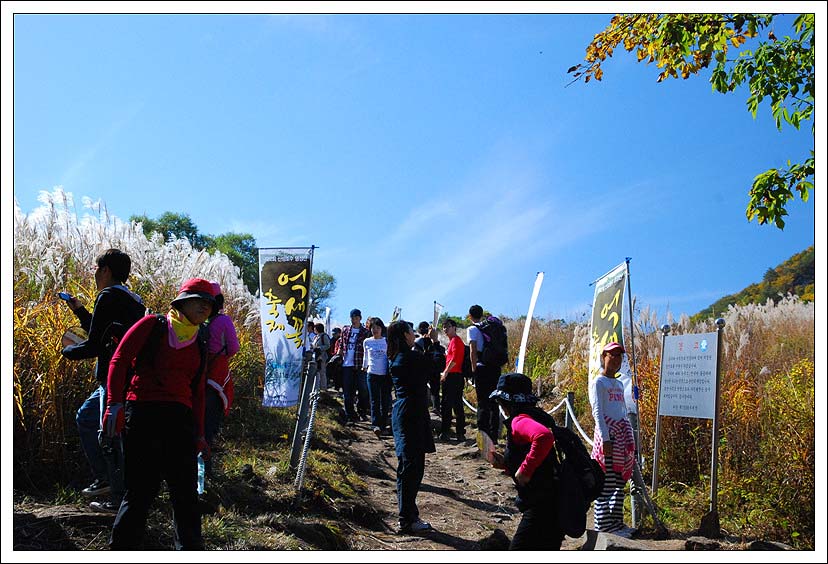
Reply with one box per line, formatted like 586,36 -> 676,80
438,319 -> 465,441
387,320 -> 436,534
488,373 -> 565,550
467,305 -> 502,444
103,278 -> 215,550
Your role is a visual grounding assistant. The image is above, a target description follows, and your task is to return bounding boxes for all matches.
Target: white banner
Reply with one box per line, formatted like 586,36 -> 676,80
433,301 -> 443,328
390,306 -> 401,323
658,332 -> 718,419
516,272 -> 544,374
258,248 -> 314,408
324,307 -> 331,336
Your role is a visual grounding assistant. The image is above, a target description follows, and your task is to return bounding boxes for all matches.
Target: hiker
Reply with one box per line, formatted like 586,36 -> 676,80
488,372 -> 565,550
387,320 -> 436,534
334,309 -> 371,423
362,317 -> 390,438
467,304 -> 502,445
60,248 -> 145,513
203,282 -> 240,472
327,327 -> 343,391
438,319 -> 465,442
312,323 -> 331,390
414,321 -> 442,416
103,278 -> 215,550
589,341 -> 636,538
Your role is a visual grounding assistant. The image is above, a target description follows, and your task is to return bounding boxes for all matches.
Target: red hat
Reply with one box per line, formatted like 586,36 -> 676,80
602,342 -> 625,354
172,278 -> 215,306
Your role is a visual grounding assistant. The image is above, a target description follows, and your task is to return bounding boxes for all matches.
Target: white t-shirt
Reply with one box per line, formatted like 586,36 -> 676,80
362,337 -> 388,375
589,373 -> 628,442
343,328 -> 359,367
467,325 -> 484,366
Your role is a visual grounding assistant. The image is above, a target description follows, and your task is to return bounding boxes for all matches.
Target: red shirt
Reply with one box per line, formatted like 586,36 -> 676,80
445,335 -> 465,374
107,314 -> 206,435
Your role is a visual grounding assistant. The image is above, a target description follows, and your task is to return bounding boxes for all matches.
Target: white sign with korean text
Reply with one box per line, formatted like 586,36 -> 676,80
659,331 -> 718,419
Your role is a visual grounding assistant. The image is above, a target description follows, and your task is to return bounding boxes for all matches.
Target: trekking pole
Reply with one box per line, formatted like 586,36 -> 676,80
294,378 -> 321,498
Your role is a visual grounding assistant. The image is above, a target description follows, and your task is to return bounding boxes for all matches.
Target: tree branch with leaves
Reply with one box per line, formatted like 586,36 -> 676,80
568,13 -> 814,228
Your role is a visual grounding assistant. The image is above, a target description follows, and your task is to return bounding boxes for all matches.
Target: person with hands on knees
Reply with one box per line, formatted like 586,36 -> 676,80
488,372 -> 565,550
104,278 -> 215,550
589,341 -> 636,538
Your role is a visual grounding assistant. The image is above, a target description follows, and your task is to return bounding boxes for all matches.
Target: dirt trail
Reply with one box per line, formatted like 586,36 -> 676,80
336,410 -> 587,550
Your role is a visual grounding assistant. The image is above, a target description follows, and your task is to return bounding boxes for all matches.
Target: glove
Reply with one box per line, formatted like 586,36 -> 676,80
196,436 -> 211,461
102,403 -> 125,438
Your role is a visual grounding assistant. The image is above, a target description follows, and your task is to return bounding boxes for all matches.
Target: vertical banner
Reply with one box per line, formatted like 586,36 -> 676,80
259,247 -> 314,408
588,262 -> 627,384
390,306 -> 401,323
433,301 -> 443,328
516,272 -> 544,374
324,307 -> 331,337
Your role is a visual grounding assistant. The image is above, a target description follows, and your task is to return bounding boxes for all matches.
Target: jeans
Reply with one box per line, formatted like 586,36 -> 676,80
367,373 -> 392,429
76,384 -> 125,503
341,366 -> 369,419
440,373 -> 466,436
474,364 -> 502,444
396,451 -> 425,526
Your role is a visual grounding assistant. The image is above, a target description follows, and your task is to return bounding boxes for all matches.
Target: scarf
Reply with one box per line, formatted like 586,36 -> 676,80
167,308 -> 199,350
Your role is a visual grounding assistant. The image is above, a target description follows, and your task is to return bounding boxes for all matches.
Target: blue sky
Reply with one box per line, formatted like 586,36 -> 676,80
8,8 -> 823,327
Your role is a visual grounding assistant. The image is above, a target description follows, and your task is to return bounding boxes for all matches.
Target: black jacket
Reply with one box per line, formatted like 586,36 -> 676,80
62,285 -> 145,385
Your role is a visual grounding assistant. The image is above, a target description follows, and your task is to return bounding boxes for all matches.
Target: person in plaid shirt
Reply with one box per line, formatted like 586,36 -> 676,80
334,308 -> 371,423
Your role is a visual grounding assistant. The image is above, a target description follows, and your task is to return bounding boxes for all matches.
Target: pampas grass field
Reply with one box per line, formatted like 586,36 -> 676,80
13,188 -> 815,548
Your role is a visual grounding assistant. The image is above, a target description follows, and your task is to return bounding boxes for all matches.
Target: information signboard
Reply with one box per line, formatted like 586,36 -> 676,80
658,331 -> 718,419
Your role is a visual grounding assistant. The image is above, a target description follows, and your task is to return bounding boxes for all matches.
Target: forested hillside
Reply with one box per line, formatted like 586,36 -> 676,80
693,246 -> 815,322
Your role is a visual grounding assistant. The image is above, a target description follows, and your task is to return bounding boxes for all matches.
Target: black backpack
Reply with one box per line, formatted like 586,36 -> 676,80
525,407 -> 605,538
476,316 -> 509,367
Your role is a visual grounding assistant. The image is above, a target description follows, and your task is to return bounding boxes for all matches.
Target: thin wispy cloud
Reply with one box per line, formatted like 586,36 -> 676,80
60,102 -> 144,186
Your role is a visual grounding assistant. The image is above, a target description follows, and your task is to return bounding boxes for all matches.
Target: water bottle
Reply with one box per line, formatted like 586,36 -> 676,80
197,453 -> 206,495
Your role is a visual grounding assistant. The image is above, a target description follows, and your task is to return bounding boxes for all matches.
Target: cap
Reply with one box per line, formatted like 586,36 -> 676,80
209,281 -> 222,296
602,342 -> 625,354
488,372 -> 539,405
349,308 -> 362,318
172,278 -> 216,306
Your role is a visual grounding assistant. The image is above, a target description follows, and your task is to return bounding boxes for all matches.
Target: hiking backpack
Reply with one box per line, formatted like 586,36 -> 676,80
524,406 -> 605,537
476,316 -> 509,367
131,314 -> 210,395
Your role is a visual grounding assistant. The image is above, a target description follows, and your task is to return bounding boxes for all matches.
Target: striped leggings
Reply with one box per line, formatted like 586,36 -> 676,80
593,468 -> 626,532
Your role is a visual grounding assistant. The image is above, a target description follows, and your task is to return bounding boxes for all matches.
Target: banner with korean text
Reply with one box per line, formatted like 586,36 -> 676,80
588,262 -> 627,384
258,247 -> 314,408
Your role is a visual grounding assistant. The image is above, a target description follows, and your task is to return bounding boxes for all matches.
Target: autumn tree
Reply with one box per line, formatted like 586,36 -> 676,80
568,13 -> 814,228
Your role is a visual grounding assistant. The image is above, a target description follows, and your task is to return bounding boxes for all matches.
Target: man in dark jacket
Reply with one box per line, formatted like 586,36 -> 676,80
61,249 -> 145,512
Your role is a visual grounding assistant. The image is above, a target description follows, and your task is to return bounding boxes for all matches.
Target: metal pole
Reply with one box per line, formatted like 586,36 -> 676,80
652,324 -> 670,494
699,318 -> 725,538
624,258 -> 643,526
289,355 -> 316,470
564,391 -> 575,431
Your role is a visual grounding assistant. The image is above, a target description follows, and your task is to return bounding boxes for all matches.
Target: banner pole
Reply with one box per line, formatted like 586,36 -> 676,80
624,258 -> 644,528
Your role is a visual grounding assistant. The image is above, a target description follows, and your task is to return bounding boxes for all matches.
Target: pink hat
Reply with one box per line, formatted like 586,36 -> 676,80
602,341 -> 625,354
210,281 -> 222,296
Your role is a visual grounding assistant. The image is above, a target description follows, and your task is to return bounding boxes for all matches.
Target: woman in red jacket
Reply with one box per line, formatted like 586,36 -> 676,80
103,278 -> 215,550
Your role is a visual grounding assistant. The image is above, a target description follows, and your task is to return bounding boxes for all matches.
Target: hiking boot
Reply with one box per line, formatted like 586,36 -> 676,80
438,432 -> 452,442
372,426 -> 382,439
399,519 -> 432,534
613,526 -> 637,539
456,433 -> 466,442
89,500 -> 119,513
81,479 -> 111,498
